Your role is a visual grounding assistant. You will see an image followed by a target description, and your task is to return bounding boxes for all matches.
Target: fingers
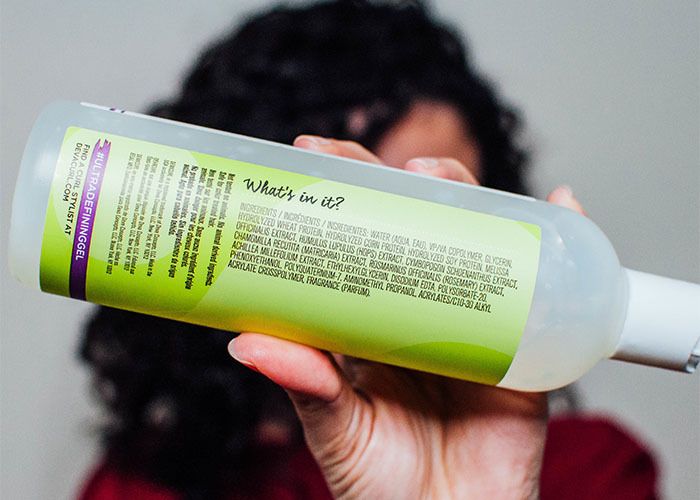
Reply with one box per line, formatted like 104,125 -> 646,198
294,135 -> 479,187
228,333 -> 363,446
404,157 -> 479,185
546,185 -> 587,215
294,135 -> 383,164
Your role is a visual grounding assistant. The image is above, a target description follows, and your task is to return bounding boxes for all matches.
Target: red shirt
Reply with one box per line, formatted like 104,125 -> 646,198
79,415 -> 658,500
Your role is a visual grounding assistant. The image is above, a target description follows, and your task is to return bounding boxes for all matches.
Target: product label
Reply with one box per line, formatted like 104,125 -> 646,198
41,127 -> 541,384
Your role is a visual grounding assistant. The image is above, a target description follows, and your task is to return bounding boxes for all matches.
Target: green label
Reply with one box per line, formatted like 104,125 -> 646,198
41,127 -> 541,384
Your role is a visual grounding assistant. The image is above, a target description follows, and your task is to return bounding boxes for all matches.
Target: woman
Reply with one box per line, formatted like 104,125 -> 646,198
79,2 -> 658,499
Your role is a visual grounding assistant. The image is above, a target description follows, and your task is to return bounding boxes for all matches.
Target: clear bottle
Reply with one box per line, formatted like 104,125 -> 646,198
9,101 -> 700,391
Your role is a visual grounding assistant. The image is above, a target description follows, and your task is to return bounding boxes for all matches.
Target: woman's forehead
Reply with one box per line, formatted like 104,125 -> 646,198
373,100 -> 482,179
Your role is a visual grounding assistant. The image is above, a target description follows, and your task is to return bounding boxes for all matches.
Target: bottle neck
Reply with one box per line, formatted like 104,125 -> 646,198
611,268 -> 700,372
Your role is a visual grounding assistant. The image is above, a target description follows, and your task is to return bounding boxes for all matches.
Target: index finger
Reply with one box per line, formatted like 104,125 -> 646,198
404,157 -> 479,185
293,135 -> 383,165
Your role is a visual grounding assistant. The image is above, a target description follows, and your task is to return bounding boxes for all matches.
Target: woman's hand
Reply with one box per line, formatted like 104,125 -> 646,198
228,136 -> 585,500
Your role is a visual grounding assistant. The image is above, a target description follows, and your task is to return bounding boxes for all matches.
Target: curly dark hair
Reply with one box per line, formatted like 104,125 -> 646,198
80,308 -> 297,497
80,1 -> 530,498
150,0 -> 528,193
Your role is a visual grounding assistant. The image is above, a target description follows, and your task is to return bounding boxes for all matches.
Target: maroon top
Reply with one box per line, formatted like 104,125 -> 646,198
78,415 -> 658,500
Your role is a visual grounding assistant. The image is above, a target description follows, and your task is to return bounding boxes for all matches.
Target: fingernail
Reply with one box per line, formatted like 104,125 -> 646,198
228,339 -> 260,373
408,157 -> 439,169
556,184 -> 573,198
295,136 -> 331,150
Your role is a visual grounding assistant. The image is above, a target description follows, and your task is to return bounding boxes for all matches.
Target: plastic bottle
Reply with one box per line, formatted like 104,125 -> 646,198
9,101 -> 700,391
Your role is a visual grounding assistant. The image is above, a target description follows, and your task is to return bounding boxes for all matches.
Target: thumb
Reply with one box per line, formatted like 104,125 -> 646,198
228,333 -> 363,449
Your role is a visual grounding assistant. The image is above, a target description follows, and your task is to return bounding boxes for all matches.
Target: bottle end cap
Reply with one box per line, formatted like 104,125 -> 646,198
612,269 -> 700,373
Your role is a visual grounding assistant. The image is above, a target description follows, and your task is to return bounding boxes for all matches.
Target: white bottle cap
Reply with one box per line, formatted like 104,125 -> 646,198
612,269 -> 700,372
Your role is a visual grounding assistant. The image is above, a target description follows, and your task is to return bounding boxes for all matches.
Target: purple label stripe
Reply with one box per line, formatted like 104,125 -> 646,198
69,139 -> 111,300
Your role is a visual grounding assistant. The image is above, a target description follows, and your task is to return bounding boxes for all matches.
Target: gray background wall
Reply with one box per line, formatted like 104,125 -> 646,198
1,1 -> 698,498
